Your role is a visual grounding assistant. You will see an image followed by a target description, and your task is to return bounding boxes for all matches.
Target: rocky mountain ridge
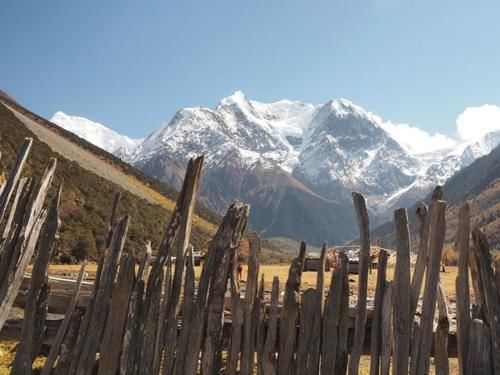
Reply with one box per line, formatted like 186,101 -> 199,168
51,91 -> 500,244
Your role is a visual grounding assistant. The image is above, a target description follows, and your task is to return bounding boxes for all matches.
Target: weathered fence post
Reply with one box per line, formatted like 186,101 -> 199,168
12,184 -> 62,374
393,208 -> 412,375
409,321 -> 421,375
349,192 -> 371,375
98,253 -> 136,375
0,158 -> 57,330
335,253 -> 350,375
455,203 -> 470,375
159,157 -> 203,375
472,229 -> 500,375
435,282 -> 450,375
308,243 -> 327,375
296,288 -> 319,374
410,202 -> 429,318
120,250 -> 150,375
74,215 -> 130,375
241,236 -> 261,375
370,249 -> 388,375
416,200 -> 447,375
263,276 -> 279,375
466,319 -> 493,375
201,202 -> 249,375
256,273 -> 266,375
0,137 -> 32,223
322,261 -> 344,374
278,241 -> 306,375
69,192 -> 121,375
380,281 -> 393,375
226,257 -> 244,375
42,263 -> 87,375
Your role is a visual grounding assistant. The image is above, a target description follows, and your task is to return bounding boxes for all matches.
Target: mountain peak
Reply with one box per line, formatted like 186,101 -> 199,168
218,90 -> 250,107
50,111 -> 142,156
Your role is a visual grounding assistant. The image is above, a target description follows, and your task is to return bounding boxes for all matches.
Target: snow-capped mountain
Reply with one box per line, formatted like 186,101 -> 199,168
50,111 -> 142,157
51,92 -> 500,244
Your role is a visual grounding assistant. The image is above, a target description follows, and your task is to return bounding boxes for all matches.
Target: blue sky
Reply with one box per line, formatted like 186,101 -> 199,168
1,0 -> 500,139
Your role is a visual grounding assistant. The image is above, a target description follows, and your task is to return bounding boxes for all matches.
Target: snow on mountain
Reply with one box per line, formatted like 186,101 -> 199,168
50,111 -> 143,157
52,92 -> 500,239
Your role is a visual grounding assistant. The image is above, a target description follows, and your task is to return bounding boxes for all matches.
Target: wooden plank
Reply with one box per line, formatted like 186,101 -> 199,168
98,254 -> 136,375
262,276 -> 279,375
1,176 -> 28,242
0,158 -> 57,330
120,278 -> 145,375
53,308 -> 84,375
12,185 -> 62,374
226,256 -> 243,375
496,259 -> 500,309
370,249 -> 388,375
472,229 -> 500,375
278,241 -> 306,375
393,208 -> 412,375
349,192 -> 371,375
0,177 -> 33,276
0,137 -> 32,223
335,253 -> 349,375
201,202 -> 249,375
466,319 -> 493,375
380,281 -> 393,375
410,321 -> 421,375
181,224 -> 222,375
160,156 -> 203,375
416,200 -> 447,375
140,262 -> 164,375
435,281 -> 450,375
74,215 -> 130,375
296,288 -> 319,374
410,201 -> 429,320
322,259 -> 345,374
256,273 -> 266,375
455,202 -> 470,375
69,191 -> 121,375
241,236 -> 261,375
173,247 -> 196,375
410,187 -> 441,320
308,242 -> 327,375
153,254 -> 172,375
41,263 -> 86,375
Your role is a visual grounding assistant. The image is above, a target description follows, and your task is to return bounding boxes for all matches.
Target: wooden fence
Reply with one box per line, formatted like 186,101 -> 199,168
0,138 -> 499,374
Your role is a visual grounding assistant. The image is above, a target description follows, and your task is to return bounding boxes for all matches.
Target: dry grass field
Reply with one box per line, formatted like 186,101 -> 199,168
41,263 -> 465,299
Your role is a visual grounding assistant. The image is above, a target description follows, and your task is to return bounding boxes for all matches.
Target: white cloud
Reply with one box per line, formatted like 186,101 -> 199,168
380,121 -> 457,155
456,104 -> 500,141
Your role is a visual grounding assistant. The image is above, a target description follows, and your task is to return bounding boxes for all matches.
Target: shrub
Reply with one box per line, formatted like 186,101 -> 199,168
71,232 -> 97,262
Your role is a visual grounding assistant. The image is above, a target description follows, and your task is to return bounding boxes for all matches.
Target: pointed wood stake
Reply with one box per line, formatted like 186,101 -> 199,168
455,202 -> 470,375
0,158 -> 57,330
0,137 -> 32,224
435,281 -> 450,375
42,263 -> 86,375
393,208 -> 412,375
349,192 -> 371,375
472,229 -> 500,375
416,200 -> 447,375
380,281 -> 393,375
12,184 -> 62,374
263,276 -> 279,375
278,241 -> 306,375
241,236 -> 261,375
201,202 -> 249,375
370,250 -> 388,375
